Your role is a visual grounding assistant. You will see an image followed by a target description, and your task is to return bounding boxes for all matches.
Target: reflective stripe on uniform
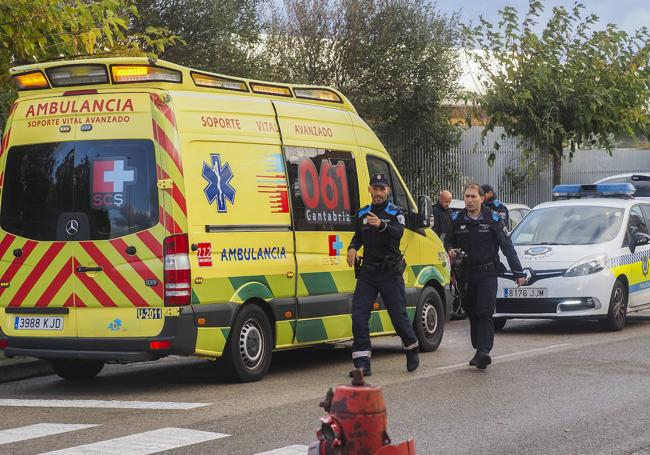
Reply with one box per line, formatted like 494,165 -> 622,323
404,342 -> 419,350
352,350 -> 371,359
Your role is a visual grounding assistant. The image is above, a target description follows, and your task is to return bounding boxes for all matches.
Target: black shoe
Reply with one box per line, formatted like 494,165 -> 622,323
406,348 -> 419,372
349,367 -> 371,377
469,351 -> 480,366
476,352 -> 492,370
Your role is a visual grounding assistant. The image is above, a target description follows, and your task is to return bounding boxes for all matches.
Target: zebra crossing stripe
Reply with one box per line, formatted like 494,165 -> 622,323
38,427 -> 229,455
0,399 -> 210,410
0,424 -> 98,445
253,446 -> 310,455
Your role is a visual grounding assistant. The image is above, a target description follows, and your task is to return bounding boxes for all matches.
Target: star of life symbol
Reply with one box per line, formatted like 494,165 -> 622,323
202,154 -> 236,213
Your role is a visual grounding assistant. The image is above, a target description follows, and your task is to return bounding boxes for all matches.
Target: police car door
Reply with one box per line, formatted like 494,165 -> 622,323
625,205 -> 650,307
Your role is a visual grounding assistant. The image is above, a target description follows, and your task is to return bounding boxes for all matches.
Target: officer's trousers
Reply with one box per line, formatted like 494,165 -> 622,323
464,271 -> 498,354
351,269 -> 418,369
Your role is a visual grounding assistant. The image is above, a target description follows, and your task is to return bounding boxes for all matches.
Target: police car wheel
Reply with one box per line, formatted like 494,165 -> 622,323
222,304 -> 273,382
493,318 -> 507,332
599,280 -> 628,332
50,359 -> 104,381
414,287 -> 445,352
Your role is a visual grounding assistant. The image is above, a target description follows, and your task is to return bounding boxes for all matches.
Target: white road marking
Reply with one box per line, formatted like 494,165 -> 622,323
38,427 -> 229,455
0,424 -> 98,445
436,343 -> 570,371
0,399 -> 210,410
253,446 -> 310,455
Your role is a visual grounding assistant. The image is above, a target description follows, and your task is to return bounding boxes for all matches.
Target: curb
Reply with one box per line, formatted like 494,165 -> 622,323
0,359 -> 53,383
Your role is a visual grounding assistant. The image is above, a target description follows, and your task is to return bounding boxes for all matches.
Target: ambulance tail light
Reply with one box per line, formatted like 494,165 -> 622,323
111,65 -> 182,84
163,234 -> 191,306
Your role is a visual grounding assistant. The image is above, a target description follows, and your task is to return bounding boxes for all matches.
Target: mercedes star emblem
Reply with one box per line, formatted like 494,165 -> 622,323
66,219 -> 79,236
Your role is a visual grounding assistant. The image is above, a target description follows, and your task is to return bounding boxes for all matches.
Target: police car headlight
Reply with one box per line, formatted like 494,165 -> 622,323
564,254 -> 608,277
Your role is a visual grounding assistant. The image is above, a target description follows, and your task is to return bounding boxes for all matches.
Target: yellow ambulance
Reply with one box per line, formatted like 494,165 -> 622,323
0,57 -> 450,382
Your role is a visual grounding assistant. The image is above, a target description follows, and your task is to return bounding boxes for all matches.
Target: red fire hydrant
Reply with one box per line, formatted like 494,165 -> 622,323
308,369 -> 416,454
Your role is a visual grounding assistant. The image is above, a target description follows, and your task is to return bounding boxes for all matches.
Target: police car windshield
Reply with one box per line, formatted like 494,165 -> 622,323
511,205 -> 624,246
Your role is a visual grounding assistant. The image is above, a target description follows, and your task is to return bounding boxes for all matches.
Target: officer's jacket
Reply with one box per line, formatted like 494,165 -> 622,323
348,201 -> 405,265
446,207 -> 524,277
485,196 -> 509,224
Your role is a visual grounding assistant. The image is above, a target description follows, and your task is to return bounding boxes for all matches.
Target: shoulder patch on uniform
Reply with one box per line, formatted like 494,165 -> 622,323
493,199 -> 502,207
492,211 -> 501,222
358,205 -> 371,216
385,203 -> 399,215
451,211 -> 459,221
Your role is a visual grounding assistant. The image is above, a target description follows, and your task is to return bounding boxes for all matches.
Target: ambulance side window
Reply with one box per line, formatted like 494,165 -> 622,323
285,147 -> 359,231
624,205 -> 649,247
366,155 -> 413,226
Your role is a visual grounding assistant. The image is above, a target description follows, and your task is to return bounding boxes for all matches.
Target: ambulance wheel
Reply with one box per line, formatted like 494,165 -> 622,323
222,304 -> 273,382
414,287 -> 445,352
51,359 -> 104,381
599,280 -> 628,332
493,318 -> 508,332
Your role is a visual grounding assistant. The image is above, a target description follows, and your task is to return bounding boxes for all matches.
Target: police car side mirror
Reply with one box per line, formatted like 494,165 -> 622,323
417,195 -> 432,228
631,232 -> 650,254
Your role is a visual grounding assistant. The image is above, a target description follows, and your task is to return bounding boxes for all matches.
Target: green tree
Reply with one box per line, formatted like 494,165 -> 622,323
463,0 -> 650,186
264,0 -> 461,151
130,0 -> 267,77
0,0 -> 176,130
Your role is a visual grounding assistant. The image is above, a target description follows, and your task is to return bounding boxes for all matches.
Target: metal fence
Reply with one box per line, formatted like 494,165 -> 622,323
385,126 -> 650,208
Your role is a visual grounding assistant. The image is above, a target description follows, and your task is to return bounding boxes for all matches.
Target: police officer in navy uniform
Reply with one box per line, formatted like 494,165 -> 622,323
482,184 -> 509,226
446,183 -> 525,369
346,173 -> 419,376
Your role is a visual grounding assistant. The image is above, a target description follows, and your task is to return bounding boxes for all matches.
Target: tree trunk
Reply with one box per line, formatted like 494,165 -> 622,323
551,137 -> 564,187
552,152 -> 562,187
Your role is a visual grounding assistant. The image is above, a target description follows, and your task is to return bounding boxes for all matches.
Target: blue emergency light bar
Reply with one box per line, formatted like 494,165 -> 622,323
552,183 -> 636,200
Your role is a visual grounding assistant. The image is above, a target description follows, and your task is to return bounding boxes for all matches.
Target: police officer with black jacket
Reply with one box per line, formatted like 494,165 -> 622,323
347,173 -> 419,376
482,184 -> 509,225
446,183 -> 525,370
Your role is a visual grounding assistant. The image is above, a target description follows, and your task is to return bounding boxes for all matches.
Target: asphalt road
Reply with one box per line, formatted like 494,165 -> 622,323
2,315 -> 650,454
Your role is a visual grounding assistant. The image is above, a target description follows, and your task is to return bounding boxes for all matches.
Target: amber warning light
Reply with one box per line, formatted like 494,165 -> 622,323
13,71 -> 49,90
111,65 -> 181,84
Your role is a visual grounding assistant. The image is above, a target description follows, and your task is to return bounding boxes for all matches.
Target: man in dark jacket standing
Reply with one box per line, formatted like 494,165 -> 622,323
481,184 -> 509,225
431,190 -> 453,241
446,183 -> 525,370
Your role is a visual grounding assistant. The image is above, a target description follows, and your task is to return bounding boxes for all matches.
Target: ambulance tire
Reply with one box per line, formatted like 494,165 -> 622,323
599,280 -> 628,332
51,359 -> 104,381
414,287 -> 445,352
222,304 -> 273,382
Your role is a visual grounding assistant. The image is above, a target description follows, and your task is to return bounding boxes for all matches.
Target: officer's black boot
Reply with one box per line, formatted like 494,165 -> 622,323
350,357 -> 372,377
475,351 -> 492,370
469,350 -> 480,366
405,347 -> 419,372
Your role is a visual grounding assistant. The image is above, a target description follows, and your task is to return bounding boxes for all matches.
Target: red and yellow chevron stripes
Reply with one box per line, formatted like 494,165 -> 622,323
0,231 -> 164,309
150,93 -> 187,236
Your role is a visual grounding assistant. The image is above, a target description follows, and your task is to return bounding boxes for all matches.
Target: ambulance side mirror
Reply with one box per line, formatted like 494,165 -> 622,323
417,195 -> 432,228
630,232 -> 650,254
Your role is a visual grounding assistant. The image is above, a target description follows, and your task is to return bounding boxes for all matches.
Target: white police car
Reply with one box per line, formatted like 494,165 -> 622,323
495,183 -> 650,331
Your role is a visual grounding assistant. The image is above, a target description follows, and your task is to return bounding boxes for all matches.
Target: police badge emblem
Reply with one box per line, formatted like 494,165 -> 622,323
642,255 -> 649,277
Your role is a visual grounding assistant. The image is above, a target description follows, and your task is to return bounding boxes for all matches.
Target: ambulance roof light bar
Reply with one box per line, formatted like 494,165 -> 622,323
552,183 -> 636,200
12,71 -> 50,90
110,65 -> 182,84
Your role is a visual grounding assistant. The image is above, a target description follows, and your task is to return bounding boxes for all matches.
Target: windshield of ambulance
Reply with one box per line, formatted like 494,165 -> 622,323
510,205 -> 624,246
0,140 -> 158,241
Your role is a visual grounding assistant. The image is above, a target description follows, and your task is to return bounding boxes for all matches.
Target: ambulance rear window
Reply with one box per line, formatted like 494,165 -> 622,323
1,140 -> 158,241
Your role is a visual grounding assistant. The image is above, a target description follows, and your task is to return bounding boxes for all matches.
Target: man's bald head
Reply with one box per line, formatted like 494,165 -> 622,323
438,190 -> 452,209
